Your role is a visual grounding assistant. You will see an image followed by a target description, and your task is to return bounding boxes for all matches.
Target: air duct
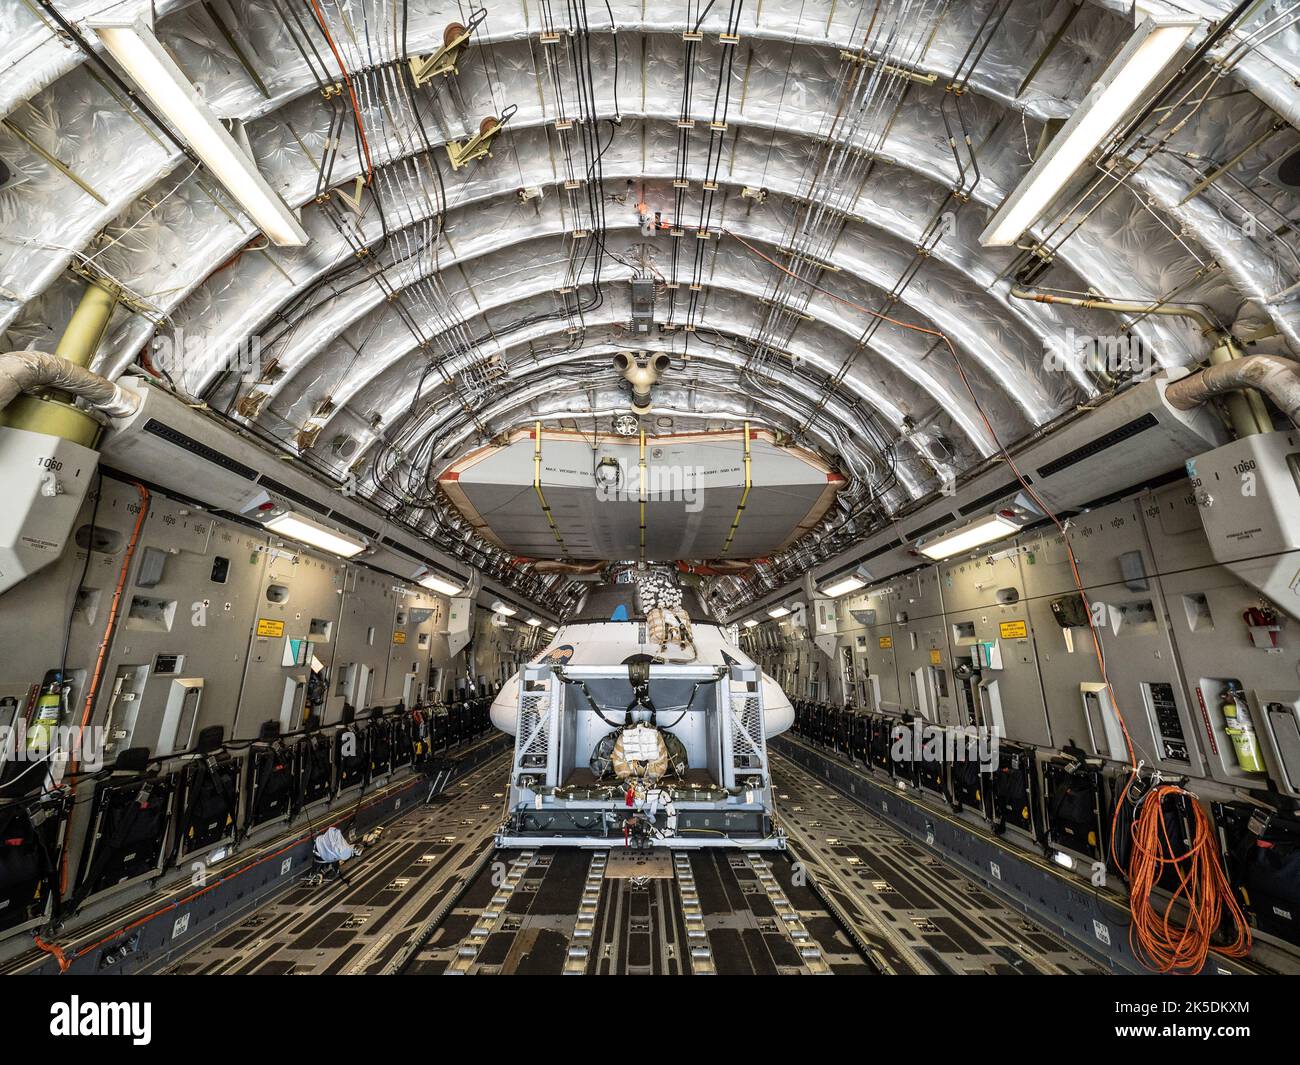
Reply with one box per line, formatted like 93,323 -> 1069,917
613,352 -> 671,413
676,559 -> 760,576
1009,287 -> 1273,437
0,280 -> 135,594
1165,353 -> 1300,429
0,350 -> 140,424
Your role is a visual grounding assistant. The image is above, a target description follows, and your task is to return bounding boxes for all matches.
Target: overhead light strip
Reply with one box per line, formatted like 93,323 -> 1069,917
91,18 -> 309,246
419,572 -> 465,597
819,574 -> 867,598
918,513 -> 1021,560
980,15 -> 1198,247
265,512 -> 366,558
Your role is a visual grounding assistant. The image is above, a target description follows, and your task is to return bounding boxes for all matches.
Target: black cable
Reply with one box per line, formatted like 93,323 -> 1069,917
603,0 -> 621,120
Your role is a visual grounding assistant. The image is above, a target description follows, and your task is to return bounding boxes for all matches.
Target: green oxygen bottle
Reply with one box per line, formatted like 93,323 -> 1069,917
25,670 -> 66,754
1222,684 -> 1266,774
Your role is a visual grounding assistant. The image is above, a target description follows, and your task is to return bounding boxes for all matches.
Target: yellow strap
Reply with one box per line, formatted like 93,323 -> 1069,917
639,425 -> 647,565
533,421 -> 568,556
720,421 -> 751,556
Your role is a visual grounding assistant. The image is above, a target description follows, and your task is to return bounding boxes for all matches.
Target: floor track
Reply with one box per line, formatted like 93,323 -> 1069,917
402,844 -> 871,974
772,753 -> 1103,974
166,757 -> 509,975
167,749 -> 1100,975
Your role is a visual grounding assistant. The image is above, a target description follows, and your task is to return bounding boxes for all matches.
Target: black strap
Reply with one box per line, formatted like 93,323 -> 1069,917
298,735 -> 329,807
244,742 -> 290,835
69,780 -> 159,912
1,797 -> 65,926
175,757 -> 236,857
555,669 -> 627,729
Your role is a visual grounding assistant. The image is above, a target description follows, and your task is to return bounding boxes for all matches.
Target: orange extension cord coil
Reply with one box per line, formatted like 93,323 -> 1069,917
1125,783 -> 1251,973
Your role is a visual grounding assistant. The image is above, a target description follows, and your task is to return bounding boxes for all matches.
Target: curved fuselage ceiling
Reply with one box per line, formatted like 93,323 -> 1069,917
2,2 -> 1296,615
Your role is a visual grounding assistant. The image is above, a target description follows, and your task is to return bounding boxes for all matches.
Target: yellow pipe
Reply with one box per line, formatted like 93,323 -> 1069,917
1,278 -> 120,444
1208,337 -> 1271,437
1010,285 -> 1271,437
720,422 -> 752,556
0,395 -> 99,447
56,279 -> 119,369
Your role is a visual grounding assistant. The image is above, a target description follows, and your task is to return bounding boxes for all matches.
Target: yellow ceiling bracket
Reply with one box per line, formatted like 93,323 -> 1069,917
446,105 -> 518,171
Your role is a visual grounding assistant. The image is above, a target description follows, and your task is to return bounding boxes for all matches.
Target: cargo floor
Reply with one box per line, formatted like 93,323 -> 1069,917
167,750 -> 1100,975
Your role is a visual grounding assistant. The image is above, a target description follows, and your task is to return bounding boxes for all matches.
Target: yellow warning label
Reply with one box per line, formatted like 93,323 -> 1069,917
256,618 -> 284,638
878,635 -> 893,649
999,620 -> 1028,639
929,649 -> 942,666
393,631 -> 407,645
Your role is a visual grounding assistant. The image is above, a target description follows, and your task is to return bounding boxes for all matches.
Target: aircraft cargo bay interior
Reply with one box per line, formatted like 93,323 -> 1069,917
1,0 -> 1299,996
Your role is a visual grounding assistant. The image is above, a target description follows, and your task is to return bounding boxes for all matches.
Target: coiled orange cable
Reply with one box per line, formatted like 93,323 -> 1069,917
1127,785 -> 1251,972
33,934 -> 72,973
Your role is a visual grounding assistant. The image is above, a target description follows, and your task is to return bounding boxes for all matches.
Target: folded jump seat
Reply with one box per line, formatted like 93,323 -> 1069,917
74,766 -> 176,905
0,796 -> 67,932
245,727 -> 295,829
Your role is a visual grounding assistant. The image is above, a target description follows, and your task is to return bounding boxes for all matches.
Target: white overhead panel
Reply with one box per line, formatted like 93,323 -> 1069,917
438,427 -> 843,561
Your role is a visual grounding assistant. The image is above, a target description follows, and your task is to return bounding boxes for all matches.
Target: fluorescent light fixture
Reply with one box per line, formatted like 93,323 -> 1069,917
491,601 -> 517,617
1052,850 -> 1077,871
819,574 -> 867,598
980,15 -> 1198,247
743,619 -> 760,628
265,512 -> 365,557
546,624 -> 559,632
92,19 -> 309,246
767,606 -> 791,619
918,513 -> 1021,560
525,617 -> 541,627
419,572 -> 464,596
